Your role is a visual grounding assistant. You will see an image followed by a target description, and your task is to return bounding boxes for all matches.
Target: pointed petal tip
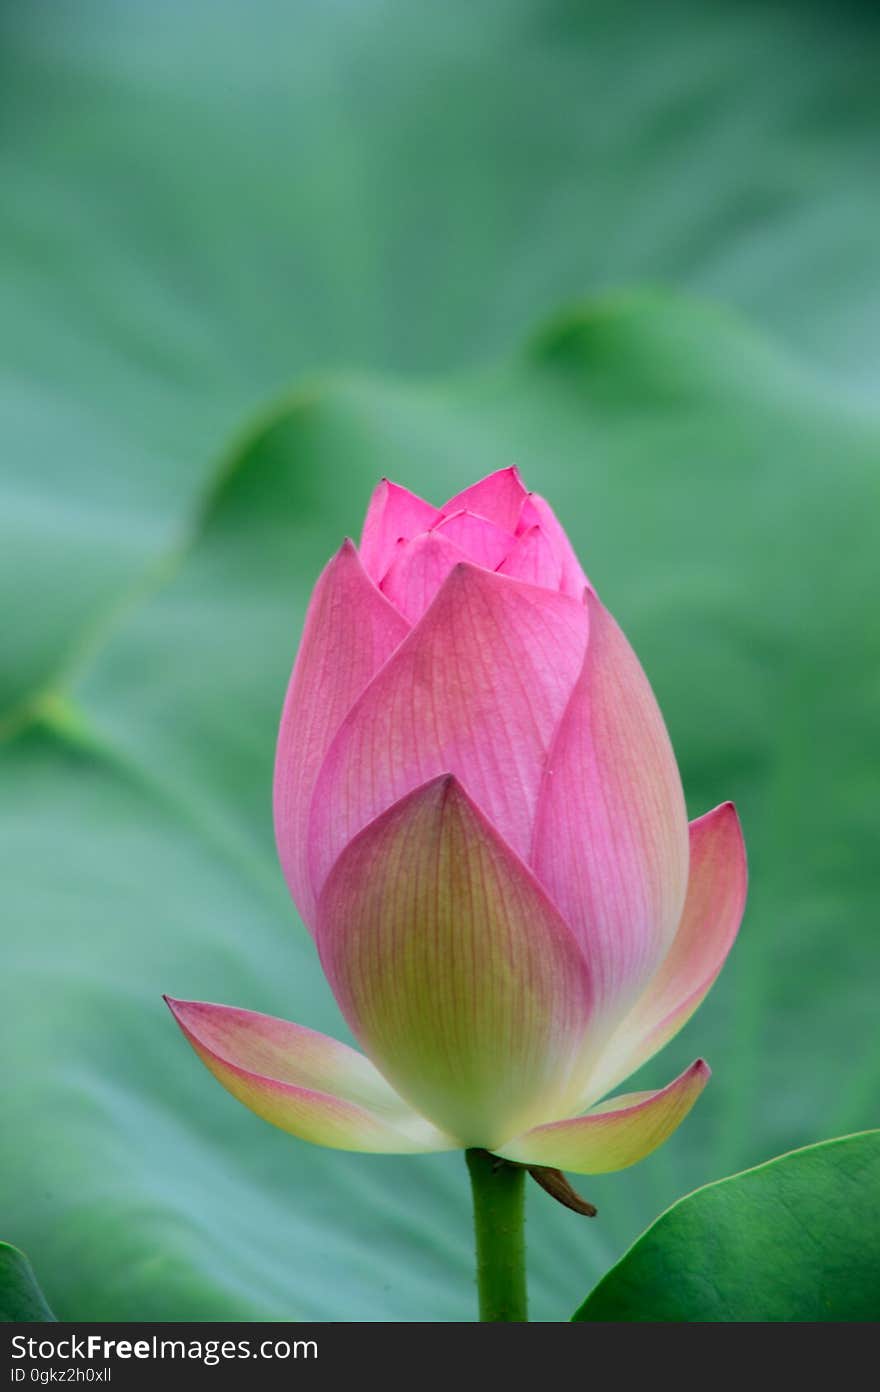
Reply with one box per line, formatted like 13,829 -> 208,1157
502,462 -> 524,485
496,1058 -> 710,1174
691,799 -> 748,875
163,994 -> 223,1031
464,463 -> 522,485
603,1056 -> 711,1104
359,479 -> 441,580
323,536 -> 365,573
440,467 -> 530,530
685,1055 -> 712,1085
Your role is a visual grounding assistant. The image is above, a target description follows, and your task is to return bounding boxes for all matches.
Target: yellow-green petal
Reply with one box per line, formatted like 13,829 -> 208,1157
317,775 -> 593,1150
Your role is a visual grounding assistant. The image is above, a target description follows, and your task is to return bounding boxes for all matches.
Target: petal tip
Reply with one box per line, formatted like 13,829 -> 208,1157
164,995 -> 199,1027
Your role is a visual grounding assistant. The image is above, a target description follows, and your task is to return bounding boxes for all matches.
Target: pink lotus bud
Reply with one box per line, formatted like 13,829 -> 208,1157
168,468 -> 746,1173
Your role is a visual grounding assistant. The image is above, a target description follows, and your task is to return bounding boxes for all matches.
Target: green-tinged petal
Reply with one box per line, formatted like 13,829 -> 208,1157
165,997 -> 455,1154
317,775 -> 594,1150
496,1060 -> 709,1174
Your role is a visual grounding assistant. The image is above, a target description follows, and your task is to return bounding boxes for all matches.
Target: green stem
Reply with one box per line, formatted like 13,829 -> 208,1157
465,1148 -> 528,1322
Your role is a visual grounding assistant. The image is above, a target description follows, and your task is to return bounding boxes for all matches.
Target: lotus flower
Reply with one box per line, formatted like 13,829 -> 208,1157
167,468 -> 746,1174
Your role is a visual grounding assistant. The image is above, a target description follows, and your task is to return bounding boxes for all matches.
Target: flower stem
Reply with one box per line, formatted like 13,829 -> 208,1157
465,1148 -> 528,1321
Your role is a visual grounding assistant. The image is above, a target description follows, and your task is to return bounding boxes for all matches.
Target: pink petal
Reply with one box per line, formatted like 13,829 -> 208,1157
497,524 -> 562,590
531,592 -> 689,1020
316,776 -> 593,1148
273,540 -> 409,932
358,479 -> 441,583
517,493 -> 589,599
380,531 -> 468,624
441,466 -> 529,531
165,997 -> 454,1153
308,563 -> 589,900
496,1060 -> 710,1174
584,803 -> 747,1102
431,509 -> 514,569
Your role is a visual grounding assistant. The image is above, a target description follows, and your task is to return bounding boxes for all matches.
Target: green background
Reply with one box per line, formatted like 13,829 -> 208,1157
2,1 -> 878,1321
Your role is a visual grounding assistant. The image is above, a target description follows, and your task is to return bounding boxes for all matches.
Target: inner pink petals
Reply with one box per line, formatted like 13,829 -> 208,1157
378,501 -> 564,625
379,531 -> 468,625
498,525 -> 562,589
441,466 -> 529,532
359,472 -> 591,608
359,479 -> 441,582
517,493 -> 589,599
431,509 -> 514,570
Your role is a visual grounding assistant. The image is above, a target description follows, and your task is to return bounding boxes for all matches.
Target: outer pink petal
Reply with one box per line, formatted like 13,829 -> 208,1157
431,509 -> 514,569
273,540 -> 409,932
497,524 -> 562,590
165,997 -> 455,1153
517,493 -> 589,599
583,803 -> 747,1103
380,531 -> 467,624
496,1060 -> 710,1174
317,776 -> 593,1148
358,479 -> 441,582
308,563 -> 588,898
442,466 -> 529,531
531,592 -> 689,1021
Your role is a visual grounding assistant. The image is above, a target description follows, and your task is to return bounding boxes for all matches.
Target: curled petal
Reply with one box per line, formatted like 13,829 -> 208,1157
317,776 -> 593,1149
165,997 -> 454,1154
517,493 -> 589,599
442,466 -> 528,531
431,509 -> 513,569
359,479 -> 441,582
380,531 -> 467,624
496,1060 -> 710,1174
497,524 -> 562,590
531,592 -> 689,1020
584,803 -> 747,1103
309,563 -> 588,899
273,540 -> 408,931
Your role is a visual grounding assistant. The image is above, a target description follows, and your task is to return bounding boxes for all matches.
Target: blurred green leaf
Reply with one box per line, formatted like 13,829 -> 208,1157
0,1243 -> 55,1322
3,1 -> 880,714
573,1131 -> 880,1321
2,291 -> 878,1319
